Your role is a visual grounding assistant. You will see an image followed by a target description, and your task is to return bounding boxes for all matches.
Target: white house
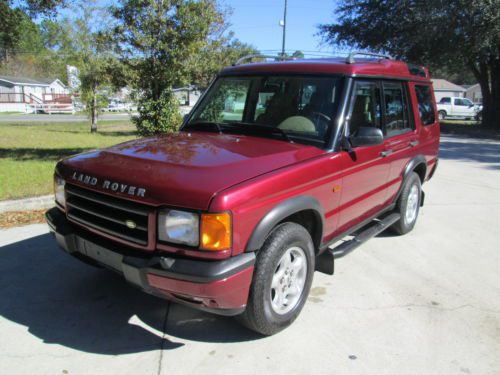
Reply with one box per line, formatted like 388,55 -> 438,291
173,86 -> 202,115
431,79 -> 466,102
0,76 -> 70,113
464,84 -> 482,104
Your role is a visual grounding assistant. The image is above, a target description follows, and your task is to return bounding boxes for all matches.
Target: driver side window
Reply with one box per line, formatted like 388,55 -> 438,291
348,81 -> 382,136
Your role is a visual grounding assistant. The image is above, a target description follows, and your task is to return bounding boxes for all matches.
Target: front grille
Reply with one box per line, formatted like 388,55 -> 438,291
65,184 -> 150,245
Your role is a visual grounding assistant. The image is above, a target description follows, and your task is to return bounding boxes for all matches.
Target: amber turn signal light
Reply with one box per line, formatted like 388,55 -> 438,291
200,212 -> 232,251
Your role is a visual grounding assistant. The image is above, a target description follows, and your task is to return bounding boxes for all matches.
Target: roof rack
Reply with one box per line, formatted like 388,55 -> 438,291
234,54 -> 295,66
346,51 -> 392,64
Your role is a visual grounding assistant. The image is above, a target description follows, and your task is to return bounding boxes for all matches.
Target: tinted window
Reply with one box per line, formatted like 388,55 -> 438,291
415,85 -> 436,126
440,97 -> 451,104
188,76 -> 343,147
383,82 -> 411,137
454,98 -> 468,106
348,81 -> 382,136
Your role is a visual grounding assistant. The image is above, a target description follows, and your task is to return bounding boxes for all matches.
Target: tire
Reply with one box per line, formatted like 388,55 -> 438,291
438,111 -> 446,120
392,172 -> 422,235
237,222 -> 315,335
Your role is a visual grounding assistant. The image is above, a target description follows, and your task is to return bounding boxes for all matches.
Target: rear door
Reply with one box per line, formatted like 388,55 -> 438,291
380,81 -> 418,203
337,80 -> 391,232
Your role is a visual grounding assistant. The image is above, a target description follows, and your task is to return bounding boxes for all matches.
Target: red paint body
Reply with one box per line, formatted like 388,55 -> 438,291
55,58 -> 440,311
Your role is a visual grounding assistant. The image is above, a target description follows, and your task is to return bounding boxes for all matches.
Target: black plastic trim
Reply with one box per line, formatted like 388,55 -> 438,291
319,203 -> 395,252
404,155 -> 427,181
245,196 -> 325,252
428,158 -> 439,180
46,207 -> 255,285
392,155 -> 427,205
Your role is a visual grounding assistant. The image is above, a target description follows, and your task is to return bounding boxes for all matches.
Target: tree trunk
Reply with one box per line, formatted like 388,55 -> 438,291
469,58 -> 500,128
489,56 -> 500,129
91,91 -> 97,133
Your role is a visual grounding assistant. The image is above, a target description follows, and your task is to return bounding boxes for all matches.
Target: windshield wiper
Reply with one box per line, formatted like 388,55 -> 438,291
184,121 -> 223,134
223,122 -> 294,143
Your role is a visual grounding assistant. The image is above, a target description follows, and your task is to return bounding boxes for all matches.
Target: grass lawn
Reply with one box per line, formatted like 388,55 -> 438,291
0,121 -> 137,200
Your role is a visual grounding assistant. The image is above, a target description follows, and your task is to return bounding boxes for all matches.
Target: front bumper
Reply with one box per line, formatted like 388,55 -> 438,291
46,207 -> 255,315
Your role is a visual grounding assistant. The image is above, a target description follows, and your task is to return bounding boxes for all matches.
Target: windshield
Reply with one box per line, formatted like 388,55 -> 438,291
185,75 -> 344,147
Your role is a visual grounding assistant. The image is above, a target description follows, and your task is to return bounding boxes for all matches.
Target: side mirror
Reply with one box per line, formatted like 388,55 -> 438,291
350,127 -> 384,147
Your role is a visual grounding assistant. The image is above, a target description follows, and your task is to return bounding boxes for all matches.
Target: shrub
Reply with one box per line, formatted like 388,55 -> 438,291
134,90 -> 183,136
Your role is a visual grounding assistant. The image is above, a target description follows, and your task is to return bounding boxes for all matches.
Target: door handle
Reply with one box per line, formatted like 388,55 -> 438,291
380,149 -> 393,157
409,140 -> 419,147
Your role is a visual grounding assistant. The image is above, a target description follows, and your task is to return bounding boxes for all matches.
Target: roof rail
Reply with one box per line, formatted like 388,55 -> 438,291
233,54 -> 295,66
346,51 -> 392,64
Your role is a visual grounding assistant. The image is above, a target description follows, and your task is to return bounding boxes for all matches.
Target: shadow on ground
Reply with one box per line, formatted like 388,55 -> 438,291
0,233 -> 260,355
0,148 -> 94,161
439,137 -> 500,170
46,129 -> 137,137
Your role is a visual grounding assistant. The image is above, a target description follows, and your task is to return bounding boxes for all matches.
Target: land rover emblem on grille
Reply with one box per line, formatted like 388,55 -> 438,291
125,220 -> 137,229
71,172 -> 146,197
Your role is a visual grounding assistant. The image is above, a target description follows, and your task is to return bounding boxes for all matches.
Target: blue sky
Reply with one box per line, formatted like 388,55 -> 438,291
24,0 -> 340,54
223,0 -> 339,54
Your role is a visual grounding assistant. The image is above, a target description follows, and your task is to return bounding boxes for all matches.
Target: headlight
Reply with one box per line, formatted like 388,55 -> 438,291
158,210 -> 199,246
54,175 -> 66,207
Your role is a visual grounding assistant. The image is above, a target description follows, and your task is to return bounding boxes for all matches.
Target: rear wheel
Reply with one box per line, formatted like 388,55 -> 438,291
237,222 -> 315,335
392,172 -> 422,235
438,111 -> 446,120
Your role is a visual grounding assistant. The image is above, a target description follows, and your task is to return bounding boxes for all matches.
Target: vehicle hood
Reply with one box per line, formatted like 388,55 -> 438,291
58,131 -> 325,209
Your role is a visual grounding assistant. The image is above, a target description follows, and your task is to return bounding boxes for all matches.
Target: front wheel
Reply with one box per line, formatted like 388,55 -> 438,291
237,222 -> 315,335
392,172 -> 422,235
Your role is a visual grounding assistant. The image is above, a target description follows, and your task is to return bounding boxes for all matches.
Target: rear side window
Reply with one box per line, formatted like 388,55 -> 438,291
415,85 -> 436,125
383,82 -> 412,137
439,97 -> 451,104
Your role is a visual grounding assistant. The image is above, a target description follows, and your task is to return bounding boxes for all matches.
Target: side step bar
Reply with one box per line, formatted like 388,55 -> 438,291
315,212 -> 401,275
332,213 -> 401,258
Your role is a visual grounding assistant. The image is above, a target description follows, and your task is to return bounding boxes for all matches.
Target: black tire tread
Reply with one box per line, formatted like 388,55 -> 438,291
392,172 -> 421,235
237,222 -> 314,335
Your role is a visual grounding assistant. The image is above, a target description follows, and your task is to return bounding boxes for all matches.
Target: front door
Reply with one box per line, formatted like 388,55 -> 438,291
453,97 -> 472,117
337,80 -> 391,232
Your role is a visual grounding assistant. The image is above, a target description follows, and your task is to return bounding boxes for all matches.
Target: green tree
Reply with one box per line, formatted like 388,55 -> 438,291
0,0 -> 65,58
59,1 -> 121,132
112,0 -> 225,135
319,0 -> 500,128
188,33 -> 258,89
0,1 -> 71,79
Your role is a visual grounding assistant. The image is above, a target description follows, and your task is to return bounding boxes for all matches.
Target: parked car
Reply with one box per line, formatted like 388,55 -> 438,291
104,99 -> 133,112
46,53 -> 439,335
436,96 -> 481,120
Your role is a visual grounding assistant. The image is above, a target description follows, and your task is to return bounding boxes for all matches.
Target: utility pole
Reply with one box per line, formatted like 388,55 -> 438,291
281,0 -> 288,56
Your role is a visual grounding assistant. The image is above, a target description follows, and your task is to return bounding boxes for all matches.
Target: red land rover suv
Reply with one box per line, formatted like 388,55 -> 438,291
46,53 -> 440,335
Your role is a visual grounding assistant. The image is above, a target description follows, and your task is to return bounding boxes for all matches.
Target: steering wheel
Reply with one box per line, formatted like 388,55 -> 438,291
311,112 -> 332,137
312,112 -> 331,122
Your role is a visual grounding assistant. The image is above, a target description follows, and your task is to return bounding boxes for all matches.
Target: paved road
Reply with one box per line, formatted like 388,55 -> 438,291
0,113 -> 136,122
1,135 -> 499,375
